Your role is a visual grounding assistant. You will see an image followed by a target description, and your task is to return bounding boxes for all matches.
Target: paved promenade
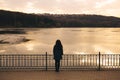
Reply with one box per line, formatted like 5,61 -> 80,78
0,70 -> 120,80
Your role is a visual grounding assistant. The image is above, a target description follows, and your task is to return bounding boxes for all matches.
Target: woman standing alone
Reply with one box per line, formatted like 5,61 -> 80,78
53,39 -> 63,72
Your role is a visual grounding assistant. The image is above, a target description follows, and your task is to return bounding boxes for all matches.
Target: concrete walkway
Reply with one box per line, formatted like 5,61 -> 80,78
0,71 -> 120,80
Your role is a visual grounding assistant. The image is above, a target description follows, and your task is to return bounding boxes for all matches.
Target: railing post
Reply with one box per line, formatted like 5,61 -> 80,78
98,52 -> 101,71
46,52 -> 48,71
119,55 -> 120,66
0,55 -> 1,67
67,55 -> 68,67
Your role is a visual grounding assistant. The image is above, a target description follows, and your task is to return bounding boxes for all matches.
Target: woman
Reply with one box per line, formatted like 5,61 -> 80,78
53,39 -> 63,72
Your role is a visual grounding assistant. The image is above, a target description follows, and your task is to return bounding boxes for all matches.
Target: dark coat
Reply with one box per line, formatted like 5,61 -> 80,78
53,44 -> 63,60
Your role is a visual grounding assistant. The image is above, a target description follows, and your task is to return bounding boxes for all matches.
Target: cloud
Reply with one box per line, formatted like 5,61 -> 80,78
0,0 -> 120,17
95,0 -> 116,8
0,0 -> 27,12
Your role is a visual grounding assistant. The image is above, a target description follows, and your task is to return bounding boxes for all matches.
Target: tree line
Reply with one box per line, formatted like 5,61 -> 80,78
0,10 -> 120,28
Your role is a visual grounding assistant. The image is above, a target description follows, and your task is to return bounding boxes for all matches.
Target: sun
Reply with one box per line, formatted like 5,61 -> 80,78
24,2 -> 42,13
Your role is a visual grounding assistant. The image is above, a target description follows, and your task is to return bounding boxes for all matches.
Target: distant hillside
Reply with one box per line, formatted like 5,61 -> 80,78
0,10 -> 120,28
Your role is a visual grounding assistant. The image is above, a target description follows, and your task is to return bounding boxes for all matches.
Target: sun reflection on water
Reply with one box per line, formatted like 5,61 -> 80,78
105,50 -> 114,54
75,52 -> 86,54
0,50 -> 6,53
94,45 -> 114,54
26,42 -> 34,51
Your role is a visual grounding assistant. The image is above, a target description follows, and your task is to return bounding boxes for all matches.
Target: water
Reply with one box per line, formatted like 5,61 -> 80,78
0,28 -> 120,54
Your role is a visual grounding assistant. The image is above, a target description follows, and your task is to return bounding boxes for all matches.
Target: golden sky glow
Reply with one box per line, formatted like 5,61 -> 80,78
0,0 -> 120,17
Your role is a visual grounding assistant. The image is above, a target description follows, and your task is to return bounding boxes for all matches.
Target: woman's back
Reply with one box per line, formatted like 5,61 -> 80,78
53,40 -> 63,60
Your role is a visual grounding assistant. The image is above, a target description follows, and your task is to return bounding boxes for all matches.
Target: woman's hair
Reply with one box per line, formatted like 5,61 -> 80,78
55,39 -> 62,47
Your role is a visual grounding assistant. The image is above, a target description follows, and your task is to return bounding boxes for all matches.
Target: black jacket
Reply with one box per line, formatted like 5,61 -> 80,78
53,44 -> 63,60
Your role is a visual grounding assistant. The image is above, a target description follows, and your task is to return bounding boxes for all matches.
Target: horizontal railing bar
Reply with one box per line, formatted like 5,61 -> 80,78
2,54 -> 120,55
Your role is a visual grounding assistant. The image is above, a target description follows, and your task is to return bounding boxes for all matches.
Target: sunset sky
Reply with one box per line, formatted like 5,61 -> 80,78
0,0 -> 120,17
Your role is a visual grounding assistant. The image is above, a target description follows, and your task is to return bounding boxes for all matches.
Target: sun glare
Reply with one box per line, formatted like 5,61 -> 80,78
0,50 -> 6,53
26,42 -> 34,51
24,2 -> 42,13
75,52 -> 85,54
105,50 -> 113,54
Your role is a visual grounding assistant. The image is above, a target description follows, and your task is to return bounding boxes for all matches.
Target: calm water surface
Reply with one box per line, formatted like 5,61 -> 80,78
0,28 -> 120,54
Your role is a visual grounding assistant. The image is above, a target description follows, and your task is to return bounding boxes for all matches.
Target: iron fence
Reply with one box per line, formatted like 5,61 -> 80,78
0,52 -> 120,71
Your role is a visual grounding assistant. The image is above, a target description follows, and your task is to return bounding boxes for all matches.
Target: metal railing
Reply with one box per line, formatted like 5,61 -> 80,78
0,52 -> 120,71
